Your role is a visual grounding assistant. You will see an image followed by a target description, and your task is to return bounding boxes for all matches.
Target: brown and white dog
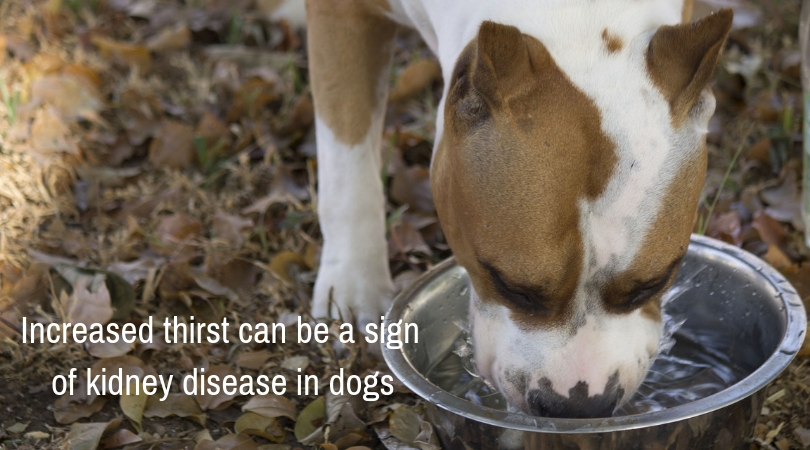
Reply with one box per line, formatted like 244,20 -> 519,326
304,0 -> 732,418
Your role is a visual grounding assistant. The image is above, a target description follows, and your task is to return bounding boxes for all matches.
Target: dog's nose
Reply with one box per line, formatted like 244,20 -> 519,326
527,374 -> 624,418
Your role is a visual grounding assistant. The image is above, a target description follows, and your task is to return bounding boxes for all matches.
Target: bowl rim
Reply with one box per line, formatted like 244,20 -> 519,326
382,234 -> 807,433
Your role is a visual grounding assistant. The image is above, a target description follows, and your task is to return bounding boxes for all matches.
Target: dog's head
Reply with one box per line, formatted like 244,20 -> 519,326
431,10 -> 732,418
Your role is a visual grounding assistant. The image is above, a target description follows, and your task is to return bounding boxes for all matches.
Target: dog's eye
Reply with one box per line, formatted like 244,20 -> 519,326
623,278 -> 668,310
482,262 -> 548,313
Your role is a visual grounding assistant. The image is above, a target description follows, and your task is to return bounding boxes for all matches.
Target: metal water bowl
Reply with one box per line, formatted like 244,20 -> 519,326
383,235 -> 806,449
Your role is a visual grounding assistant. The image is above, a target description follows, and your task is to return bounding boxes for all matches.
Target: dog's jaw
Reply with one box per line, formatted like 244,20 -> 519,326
470,286 -> 662,417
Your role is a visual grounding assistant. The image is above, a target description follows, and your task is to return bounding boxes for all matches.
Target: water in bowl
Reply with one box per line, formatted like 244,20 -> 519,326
425,318 -> 749,417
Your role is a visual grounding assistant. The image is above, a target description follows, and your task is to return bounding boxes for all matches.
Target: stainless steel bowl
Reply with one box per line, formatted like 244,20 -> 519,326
383,235 -> 807,450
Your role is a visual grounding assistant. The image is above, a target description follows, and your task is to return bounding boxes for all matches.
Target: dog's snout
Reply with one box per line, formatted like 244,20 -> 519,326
527,373 -> 624,418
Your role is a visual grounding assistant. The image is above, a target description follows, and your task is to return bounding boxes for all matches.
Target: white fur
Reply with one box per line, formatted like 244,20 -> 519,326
312,116 -> 394,329
381,0 -> 714,410
313,0 -> 715,413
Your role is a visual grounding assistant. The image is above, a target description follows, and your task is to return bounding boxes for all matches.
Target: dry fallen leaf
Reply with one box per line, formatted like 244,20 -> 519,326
144,393 -> 206,426
31,71 -> 103,121
268,251 -> 307,282
92,36 -> 152,72
151,212 -> 201,257
193,364 -> 242,411
195,434 -> 259,450
145,23 -> 191,52
235,412 -> 285,442
389,59 -> 441,103
53,396 -> 107,424
294,397 -> 325,443
391,165 -> 434,212
751,211 -> 787,248
60,274 -> 114,328
66,418 -> 123,450
213,211 -> 254,246
120,381 -> 148,431
242,394 -> 297,420
148,121 -> 196,170
99,428 -> 143,448
86,339 -> 133,358
30,108 -> 79,156
236,350 -> 272,370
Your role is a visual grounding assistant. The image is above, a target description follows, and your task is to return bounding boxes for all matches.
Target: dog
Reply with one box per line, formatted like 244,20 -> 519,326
304,0 -> 732,418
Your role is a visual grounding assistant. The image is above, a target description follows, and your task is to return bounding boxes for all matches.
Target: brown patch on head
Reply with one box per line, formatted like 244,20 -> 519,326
601,29 -> 623,54
432,21 -> 618,327
305,0 -> 395,146
602,144 -> 707,320
646,8 -> 732,125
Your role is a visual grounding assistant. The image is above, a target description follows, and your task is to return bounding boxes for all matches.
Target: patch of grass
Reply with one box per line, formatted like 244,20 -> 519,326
697,125 -> 754,235
1,76 -> 21,126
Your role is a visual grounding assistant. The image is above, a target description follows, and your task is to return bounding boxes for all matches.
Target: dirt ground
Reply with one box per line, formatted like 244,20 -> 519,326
0,0 -> 809,449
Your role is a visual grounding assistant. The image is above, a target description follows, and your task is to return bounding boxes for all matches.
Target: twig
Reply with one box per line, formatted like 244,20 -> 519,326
697,123 -> 755,235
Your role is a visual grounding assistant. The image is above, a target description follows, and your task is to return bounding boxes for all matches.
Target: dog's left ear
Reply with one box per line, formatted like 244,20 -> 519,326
647,8 -> 733,122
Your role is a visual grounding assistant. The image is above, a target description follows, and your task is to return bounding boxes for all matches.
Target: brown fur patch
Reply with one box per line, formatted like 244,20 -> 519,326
601,29 -> 623,54
646,8 -> 732,125
432,22 -> 618,328
602,144 -> 707,320
305,0 -> 395,146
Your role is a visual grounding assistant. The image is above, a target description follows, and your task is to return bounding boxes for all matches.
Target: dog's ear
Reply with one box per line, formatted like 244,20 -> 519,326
448,21 -> 552,126
647,9 -> 733,122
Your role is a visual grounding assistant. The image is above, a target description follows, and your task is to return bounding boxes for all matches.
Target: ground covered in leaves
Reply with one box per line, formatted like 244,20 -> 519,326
0,0 -> 809,449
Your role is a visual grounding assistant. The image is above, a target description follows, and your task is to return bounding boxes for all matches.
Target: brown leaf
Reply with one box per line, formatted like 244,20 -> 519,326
151,213 -> 201,257
91,356 -> 155,394
67,418 -> 123,450
206,257 -> 262,297
60,275 -> 114,327
236,350 -> 271,370
782,263 -> 810,307
144,393 -> 206,426
389,221 -> 431,256
145,23 -> 191,52
195,434 -> 259,450
53,396 -> 107,424
268,251 -> 306,282
227,78 -> 279,122
196,111 -> 233,152
235,412 -> 285,442
389,59 -> 441,103
763,245 -> 792,271
279,94 -> 314,135
92,36 -> 152,72
194,364 -> 242,410
213,212 -> 254,246
294,397 -> 325,443
120,88 -> 163,146
390,165 -> 434,212
31,71 -> 103,121
120,381 -> 148,431
751,211 -> 786,247
30,108 -> 79,156
86,339 -> 133,358
242,394 -> 297,420
148,121 -> 196,170
388,406 -> 421,445
743,137 -> 769,165
99,428 -> 142,449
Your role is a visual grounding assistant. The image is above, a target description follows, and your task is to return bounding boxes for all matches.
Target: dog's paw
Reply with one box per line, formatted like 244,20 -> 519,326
312,254 -> 394,332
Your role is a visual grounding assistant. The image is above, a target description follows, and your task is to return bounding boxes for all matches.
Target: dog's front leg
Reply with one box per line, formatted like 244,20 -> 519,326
307,0 -> 397,329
